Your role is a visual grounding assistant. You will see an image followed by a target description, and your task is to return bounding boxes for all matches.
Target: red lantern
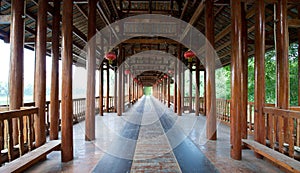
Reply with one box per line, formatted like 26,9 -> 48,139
184,50 -> 195,63
124,69 -> 130,75
164,74 -> 168,78
134,78 -> 138,83
168,70 -> 173,74
105,51 -> 116,64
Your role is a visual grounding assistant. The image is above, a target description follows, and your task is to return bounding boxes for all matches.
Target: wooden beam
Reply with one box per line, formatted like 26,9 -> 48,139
288,19 -> 300,28
85,0 -> 97,141
123,38 -> 178,44
179,1 -> 205,41
180,0 -> 189,19
254,0 -> 266,157
50,0 -> 61,141
230,0 -> 242,160
61,0 -> 74,162
205,0 -> 216,141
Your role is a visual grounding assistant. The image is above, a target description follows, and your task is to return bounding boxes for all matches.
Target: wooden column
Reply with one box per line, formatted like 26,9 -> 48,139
276,0 -> 289,144
204,70 -> 206,115
117,45 -> 122,116
85,0 -> 97,141
230,0 -> 243,160
99,64 -> 104,116
205,0 -> 216,140
182,64 -> 185,109
195,58 -> 200,116
276,0 -> 289,109
9,0 -> 25,146
177,45 -> 182,115
114,67 -> 117,112
34,0 -> 47,147
168,76 -> 171,108
128,74 -> 131,105
298,6 -> 300,106
106,65 -> 110,112
174,59 -> 177,113
121,49 -> 125,112
189,63 -> 193,113
254,0 -> 265,156
61,0 -> 74,162
50,0 -> 60,140
164,78 -> 167,104
241,2 -> 248,139
132,78 -> 135,102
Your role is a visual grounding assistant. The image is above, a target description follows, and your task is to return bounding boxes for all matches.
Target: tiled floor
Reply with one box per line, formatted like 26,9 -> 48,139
26,96 -> 283,173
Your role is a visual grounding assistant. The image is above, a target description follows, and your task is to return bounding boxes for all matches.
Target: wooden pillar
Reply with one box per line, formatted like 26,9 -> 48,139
164,78 -> 167,104
182,64 -> 185,110
34,0 -> 47,147
61,0 -> 74,162
168,76 -> 171,108
298,6 -> 300,106
241,2 -> 248,139
121,49 -> 125,111
132,78 -> 135,102
128,74 -> 131,105
177,45 -> 182,115
195,58 -> 200,116
9,0 -> 25,146
205,0 -> 216,140
189,63 -> 193,113
254,0 -> 265,156
276,0 -> 289,109
276,0 -> 289,144
85,0 -> 97,141
50,0 -> 60,140
114,67 -> 117,112
230,0 -> 243,160
174,59 -> 177,113
99,63 -> 104,116
204,70 -> 206,115
117,45 -> 122,116
106,65 -> 110,112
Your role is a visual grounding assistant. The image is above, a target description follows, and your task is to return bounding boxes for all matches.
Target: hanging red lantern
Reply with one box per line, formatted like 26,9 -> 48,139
164,74 -> 168,78
124,69 -> 130,75
168,70 -> 173,74
134,78 -> 138,83
184,49 -> 195,63
105,51 -> 116,64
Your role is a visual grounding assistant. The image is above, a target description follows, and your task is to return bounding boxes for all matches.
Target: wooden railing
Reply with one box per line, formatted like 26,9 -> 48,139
263,107 -> 300,159
0,107 -> 38,164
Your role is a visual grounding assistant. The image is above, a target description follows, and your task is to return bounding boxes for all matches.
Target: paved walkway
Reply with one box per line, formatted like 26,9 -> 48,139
26,96 -> 283,173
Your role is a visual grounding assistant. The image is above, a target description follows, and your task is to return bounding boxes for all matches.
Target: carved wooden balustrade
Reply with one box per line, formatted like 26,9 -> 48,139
0,107 -> 38,164
264,107 -> 300,160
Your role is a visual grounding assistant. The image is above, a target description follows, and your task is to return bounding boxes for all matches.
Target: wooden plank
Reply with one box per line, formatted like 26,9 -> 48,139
0,140 -> 61,173
61,0 -> 74,162
50,0 -> 60,141
243,139 -> 300,173
230,0 -> 242,160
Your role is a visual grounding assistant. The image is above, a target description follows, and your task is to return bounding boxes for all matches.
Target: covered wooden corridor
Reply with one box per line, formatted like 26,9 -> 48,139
0,0 -> 300,172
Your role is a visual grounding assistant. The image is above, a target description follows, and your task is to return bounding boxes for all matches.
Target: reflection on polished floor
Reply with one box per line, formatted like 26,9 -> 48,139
27,96 -> 283,173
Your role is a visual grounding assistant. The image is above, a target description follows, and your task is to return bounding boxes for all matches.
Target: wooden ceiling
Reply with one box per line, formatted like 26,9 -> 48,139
0,0 -> 299,86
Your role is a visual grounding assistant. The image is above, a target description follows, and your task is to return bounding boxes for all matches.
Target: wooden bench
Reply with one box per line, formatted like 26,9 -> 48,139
0,140 -> 61,173
243,139 -> 300,173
